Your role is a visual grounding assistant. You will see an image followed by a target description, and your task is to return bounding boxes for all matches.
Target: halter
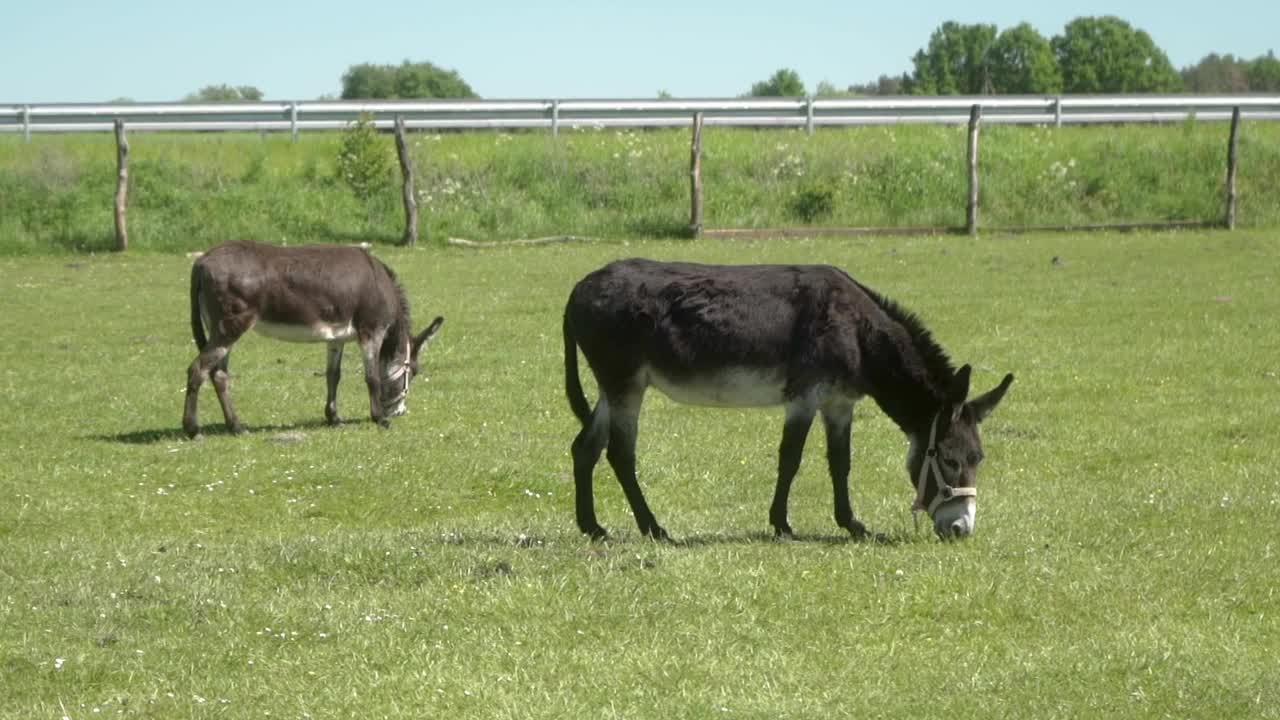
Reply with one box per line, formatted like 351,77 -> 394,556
913,412 -> 977,526
383,338 -> 412,408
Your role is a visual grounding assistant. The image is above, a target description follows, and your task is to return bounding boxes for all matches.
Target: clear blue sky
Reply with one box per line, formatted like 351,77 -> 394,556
2,0 -> 1276,103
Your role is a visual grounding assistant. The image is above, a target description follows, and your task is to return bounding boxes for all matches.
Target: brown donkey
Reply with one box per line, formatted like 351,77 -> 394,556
183,240 -> 443,438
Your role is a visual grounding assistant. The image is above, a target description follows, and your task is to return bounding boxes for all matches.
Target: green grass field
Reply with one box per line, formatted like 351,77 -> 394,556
1,230 -> 1277,718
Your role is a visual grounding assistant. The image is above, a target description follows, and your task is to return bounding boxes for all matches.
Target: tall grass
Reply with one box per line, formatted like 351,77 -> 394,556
2,120 -> 1278,254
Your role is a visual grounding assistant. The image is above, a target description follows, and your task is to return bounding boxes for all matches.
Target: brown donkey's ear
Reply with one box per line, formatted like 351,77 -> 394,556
968,373 -> 1014,423
413,316 -> 445,357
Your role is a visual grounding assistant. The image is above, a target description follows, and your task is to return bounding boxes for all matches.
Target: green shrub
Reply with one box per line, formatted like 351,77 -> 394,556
335,114 -> 391,205
789,180 -> 836,222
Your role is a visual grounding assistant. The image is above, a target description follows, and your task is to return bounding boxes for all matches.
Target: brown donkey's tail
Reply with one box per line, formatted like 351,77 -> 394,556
190,263 -> 208,350
563,308 -> 591,425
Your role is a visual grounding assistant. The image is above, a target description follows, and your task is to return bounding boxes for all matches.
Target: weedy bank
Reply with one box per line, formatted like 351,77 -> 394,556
0,230 -> 1277,718
3,120 -> 1280,254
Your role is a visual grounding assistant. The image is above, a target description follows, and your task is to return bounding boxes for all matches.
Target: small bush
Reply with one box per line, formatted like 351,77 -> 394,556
335,114 -> 391,205
789,181 -> 836,223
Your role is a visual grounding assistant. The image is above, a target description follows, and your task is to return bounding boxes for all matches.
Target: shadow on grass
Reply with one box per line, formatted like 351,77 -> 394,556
49,231 -> 118,254
420,527 -> 927,550
672,529 -> 918,548
625,217 -> 694,240
91,418 -> 376,445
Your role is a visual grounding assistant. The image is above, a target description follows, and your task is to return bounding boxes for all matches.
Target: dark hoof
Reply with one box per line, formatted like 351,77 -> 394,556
375,418 -> 391,429
187,432 -> 204,442
845,521 -> 888,543
581,525 -> 609,542
643,525 -> 672,543
772,523 -> 795,540
325,415 -> 342,427
229,423 -> 248,436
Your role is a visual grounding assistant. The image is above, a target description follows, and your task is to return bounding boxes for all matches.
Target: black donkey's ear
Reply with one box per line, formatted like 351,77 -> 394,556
968,373 -> 1014,423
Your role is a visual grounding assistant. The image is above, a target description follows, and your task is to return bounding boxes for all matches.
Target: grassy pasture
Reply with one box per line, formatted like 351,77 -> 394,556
1,230 -> 1278,718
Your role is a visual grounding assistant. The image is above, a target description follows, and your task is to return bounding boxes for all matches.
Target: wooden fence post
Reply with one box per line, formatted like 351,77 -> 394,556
113,119 -> 129,251
689,112 -> 704,238
966,104 -> 982,237
1225,106 -> 1241,230
394,115 -> 419,247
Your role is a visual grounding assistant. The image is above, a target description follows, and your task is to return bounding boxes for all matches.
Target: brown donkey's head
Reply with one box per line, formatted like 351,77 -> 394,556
381,316 -> 445,417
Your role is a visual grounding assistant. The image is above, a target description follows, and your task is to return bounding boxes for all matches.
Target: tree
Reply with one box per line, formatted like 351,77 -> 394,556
184,84 -> 264,102
749,68 -> 806,97
1246,51 -> 1280,91
1052,16 -> 1181,93
903,22 -> 998,95
340,61 -> 477,100
848,75 -> 905,96
988,22 -> 1062,94
1181,53 -> 1249,93
814,81 -> 852,97
340,65 -> 396,99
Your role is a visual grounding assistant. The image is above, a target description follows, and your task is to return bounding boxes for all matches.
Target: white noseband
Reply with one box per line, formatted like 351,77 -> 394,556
914,413 -> 977,521
384,339 -> 412,406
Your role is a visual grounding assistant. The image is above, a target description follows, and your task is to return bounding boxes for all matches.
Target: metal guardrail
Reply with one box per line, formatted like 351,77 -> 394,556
3,96 -> 1280,139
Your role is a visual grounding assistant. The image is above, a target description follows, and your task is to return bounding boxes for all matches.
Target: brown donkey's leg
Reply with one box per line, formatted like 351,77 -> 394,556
210,352 -> 245,435
324,344 -> 344,425
357,330 -> 389,428
184,343 -> 235,438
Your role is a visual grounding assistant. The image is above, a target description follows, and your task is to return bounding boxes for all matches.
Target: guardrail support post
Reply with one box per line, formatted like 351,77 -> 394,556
689,113 -> 705,237
290,102 -> 299,143
113,119 -> 129,252
805,96 -> 815,136
22,105 -> 31,142
966,104 -> 982,237
394,116 -> 419,247
1225,106 -> 1241,230
551,100 -> 560,138
1054,96 -> 1062,128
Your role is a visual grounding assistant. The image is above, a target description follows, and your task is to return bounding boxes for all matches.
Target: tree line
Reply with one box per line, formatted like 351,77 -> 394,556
851,16 -> 1280,96
177,15 -> 1277,103
179,61 -> 478,103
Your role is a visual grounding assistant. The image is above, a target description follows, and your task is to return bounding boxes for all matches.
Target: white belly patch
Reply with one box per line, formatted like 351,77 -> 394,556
647,366 -> 786,407
255,319 -> 356,344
